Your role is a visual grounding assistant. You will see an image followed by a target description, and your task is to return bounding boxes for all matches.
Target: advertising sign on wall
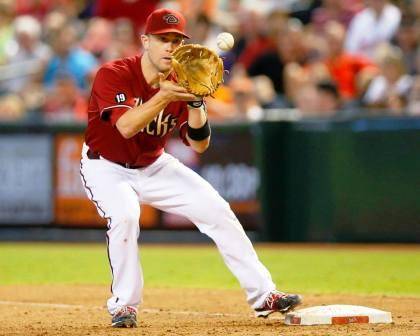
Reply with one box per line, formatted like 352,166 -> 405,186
54,127 -> 260,230
162,127 -> 261,230
54,134 -> 158,228
0,135 -> 53,224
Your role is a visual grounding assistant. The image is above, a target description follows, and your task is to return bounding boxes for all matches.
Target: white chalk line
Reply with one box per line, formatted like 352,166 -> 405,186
0,300 -> 283,320
0,300 -> 86,309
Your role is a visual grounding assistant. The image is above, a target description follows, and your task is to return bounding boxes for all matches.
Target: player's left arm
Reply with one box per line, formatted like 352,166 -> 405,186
186,103 -> 210,153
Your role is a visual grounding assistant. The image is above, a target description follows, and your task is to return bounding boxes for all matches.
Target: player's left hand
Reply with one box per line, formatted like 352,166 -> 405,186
171,44 -> 224,97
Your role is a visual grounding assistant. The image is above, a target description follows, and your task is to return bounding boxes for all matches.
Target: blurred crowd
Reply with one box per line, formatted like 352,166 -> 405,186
0,0 -> 419,123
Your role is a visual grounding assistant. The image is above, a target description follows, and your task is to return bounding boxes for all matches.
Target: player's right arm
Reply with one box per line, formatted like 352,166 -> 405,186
94,66 -> 196,139
116,73 -> 196,139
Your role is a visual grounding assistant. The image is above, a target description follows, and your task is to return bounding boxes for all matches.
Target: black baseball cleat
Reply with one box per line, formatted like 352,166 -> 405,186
255,290 -> 302,317
111,306 -> 137,328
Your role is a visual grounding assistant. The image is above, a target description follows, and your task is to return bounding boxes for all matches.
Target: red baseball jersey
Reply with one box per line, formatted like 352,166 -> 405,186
85,55 -> 189,167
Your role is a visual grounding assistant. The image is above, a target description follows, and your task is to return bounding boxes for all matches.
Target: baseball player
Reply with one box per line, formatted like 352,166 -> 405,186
80,8 -> 301,328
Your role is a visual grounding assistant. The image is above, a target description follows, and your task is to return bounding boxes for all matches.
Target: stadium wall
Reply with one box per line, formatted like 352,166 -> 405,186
0,116 -> 419,242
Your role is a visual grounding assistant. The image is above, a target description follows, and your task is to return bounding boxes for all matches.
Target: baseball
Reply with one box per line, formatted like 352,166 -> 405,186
216,32 -> 234,51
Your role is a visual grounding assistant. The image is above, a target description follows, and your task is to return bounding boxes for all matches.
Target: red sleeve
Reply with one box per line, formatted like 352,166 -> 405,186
177,103 -> 190,146
92,66 -> 137,126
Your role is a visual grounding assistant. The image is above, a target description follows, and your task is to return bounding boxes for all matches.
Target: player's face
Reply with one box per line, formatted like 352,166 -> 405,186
143,33 -> 184,72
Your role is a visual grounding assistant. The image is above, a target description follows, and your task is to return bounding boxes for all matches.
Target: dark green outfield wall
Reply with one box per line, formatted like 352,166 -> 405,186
255,117 -> 420,242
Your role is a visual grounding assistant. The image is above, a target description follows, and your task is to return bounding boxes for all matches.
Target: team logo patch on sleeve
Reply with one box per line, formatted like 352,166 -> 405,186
115,93 -> 126,103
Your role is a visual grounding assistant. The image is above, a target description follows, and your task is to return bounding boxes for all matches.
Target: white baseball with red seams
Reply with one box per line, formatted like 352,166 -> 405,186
216,32 -> 235,51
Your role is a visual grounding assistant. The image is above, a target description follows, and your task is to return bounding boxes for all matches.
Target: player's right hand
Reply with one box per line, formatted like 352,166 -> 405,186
157,73 -> 197,102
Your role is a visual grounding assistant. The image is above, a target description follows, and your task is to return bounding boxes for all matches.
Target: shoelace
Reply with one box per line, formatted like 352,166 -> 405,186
265,291 -> 286,309
115,306 -> 136,317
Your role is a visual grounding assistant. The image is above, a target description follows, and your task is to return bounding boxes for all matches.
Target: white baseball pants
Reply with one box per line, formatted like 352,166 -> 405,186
80,143 -> 275,314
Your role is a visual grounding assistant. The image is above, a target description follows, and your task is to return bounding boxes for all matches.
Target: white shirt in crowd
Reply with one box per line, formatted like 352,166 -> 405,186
363,75 -> 413,104
345,4 -> 401,59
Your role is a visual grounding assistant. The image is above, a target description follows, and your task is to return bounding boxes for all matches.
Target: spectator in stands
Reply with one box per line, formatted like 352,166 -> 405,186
323,21 -> 378,102
401,0 -> 420,20
415,0 -> 420,17
294,84 -> 318,117
0,0 -> 417,124
363,44 -> 414,111
81,17 -> 113,62
43,23 -> 98,91
248,19 -> 306,101
288,0 -> 321,25
43,9 -> 67,35
187,13 -> 213,45
14,0 -> 84,21
1,15 -> 51,93
233,8 -> 277,72
230,73 -> 264,120
205,69 -> 265,121
311,0 -> 361,31
316,80 -> 342,115
415,45 -> 420,74
43,71 -> 88,123
0,94 -> 25,121
176,0 -> 216,20
221,0 -> 291,15
19,79 -> 45,118
406,44 -> 420,115
253,75 -> 285,109
103,18 -> 140,61
13,0 -> 53,19
0,0 -> 14,66
394,14 -> 419,75
283,26 -> 331,108
345,0 -> 401,59
205,89 -> 238,122
294,80 -> 341,118
264,9 -> 288,38
94,0 -> 159,34
407,75 -> 420,115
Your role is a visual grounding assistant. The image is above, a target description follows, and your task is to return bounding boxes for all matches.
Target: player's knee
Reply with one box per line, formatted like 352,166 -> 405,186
202,196 -> 234,220
194,199 -> 242,235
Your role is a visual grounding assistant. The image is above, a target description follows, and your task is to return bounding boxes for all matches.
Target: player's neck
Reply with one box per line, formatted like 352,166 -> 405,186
141,54 -> 169,88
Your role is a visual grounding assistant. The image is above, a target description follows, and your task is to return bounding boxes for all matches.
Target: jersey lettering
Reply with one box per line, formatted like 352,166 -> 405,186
133,97 -> 142,107
141,110 -> 177,137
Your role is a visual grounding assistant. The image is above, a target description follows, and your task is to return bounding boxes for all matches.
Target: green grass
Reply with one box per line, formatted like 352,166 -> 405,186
0,243 -> 419,296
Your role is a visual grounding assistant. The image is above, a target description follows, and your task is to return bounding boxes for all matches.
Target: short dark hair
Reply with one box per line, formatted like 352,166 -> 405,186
196,13 -> 211,26
316,80 -> 340,100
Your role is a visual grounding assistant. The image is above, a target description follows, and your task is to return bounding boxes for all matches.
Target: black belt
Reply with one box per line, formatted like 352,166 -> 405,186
87,149 -> 145,169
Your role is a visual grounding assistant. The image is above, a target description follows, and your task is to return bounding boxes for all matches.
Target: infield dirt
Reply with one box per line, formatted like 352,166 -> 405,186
0,285 -> 418,336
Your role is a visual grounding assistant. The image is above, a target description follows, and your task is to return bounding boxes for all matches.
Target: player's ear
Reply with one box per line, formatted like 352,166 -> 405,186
141,34 -> 149,50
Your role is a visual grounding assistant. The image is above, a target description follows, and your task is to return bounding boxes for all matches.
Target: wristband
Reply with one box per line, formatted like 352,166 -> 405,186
187,120 -> 211,141
187,100 -> 204,108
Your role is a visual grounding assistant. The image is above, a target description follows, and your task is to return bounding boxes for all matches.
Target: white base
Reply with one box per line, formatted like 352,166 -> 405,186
285,305 -> 392,326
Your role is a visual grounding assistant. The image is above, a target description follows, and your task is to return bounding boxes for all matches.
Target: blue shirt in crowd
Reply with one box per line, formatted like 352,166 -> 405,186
43,48 -> 98,90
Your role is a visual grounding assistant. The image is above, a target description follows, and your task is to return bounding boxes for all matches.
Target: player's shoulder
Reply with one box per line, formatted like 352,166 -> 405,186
97,56 -> 140,79
101,55 -> 139,71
